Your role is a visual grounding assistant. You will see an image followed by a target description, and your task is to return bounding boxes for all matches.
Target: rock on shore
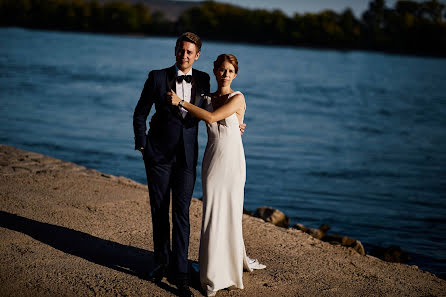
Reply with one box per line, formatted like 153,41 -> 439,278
1,144 -> 445,297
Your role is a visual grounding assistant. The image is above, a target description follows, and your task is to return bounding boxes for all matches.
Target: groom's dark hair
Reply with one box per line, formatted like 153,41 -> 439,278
176,32 -> 202,52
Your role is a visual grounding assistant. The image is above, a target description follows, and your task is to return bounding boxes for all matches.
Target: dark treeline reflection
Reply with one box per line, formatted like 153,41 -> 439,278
1,0 -> 445,56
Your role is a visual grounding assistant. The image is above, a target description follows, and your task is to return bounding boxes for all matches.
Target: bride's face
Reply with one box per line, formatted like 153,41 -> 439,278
214,61 -> 237,87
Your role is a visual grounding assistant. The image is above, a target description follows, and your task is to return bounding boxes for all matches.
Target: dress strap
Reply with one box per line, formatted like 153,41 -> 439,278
229,91 -> 245,110
228,91 -> 242,98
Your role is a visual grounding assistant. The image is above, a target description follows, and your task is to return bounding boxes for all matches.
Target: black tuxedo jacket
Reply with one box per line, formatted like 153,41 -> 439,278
133,65 -> 210,169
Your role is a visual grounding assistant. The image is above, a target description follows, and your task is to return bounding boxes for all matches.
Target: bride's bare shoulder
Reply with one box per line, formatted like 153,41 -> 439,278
230,92 -> 246,107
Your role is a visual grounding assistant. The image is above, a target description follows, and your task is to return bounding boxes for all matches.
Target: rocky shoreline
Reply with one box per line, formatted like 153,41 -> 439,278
248,206 -> 410,264
1,144 -> 445,297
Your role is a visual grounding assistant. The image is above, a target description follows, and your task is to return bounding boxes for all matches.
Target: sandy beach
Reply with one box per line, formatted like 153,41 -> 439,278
0,144 -> 445,297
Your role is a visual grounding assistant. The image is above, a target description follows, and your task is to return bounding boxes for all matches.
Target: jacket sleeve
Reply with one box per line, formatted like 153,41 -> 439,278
133,71 -> 156,150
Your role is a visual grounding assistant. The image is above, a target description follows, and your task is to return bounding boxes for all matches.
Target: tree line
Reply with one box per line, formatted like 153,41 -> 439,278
1,0 -> 445,56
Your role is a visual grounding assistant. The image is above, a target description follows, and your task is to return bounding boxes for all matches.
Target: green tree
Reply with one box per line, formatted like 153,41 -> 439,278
421,0 -> 445,22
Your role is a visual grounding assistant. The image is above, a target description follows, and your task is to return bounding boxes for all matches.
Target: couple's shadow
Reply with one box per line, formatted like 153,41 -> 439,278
0,210 -> 201,296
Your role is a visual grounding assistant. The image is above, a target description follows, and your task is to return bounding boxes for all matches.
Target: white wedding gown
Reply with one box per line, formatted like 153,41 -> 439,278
199,91 -> 264,295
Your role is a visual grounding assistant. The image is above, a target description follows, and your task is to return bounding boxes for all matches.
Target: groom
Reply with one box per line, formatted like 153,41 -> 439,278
133,32 -> 209,297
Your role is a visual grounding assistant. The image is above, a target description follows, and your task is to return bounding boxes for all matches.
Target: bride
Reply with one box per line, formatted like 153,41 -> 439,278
168,54 -> 265,296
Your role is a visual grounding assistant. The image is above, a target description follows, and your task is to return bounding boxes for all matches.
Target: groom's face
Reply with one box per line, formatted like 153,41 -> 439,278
175,41 -> 200,73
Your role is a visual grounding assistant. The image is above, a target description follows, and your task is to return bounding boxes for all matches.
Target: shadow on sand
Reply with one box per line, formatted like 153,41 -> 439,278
0,210 -> 202,296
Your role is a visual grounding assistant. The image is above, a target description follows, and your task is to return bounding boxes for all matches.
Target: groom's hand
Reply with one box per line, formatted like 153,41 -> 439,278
239,123 -> 246,135
167,89 -> 181,106
138,147 -> 144,158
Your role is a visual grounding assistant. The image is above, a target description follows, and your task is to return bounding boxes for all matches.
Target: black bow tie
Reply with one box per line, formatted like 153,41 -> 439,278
177,75 -> 192,83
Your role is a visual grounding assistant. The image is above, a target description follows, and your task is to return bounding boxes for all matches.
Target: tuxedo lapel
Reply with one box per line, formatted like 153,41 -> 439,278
166,65 -> 176,93
166,65 -> 183,119
191,70 -> 205,107
184,70 -> 203,122
191,74 -> 197,105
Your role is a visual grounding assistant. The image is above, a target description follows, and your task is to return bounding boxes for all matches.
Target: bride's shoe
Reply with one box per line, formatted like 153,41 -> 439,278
206,290 -> 217,297
247,257 -> 266,270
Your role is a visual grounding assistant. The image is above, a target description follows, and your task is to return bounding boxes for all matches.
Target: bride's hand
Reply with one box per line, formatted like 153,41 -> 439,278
167,89 -> 181,106
239,123 -> 246,135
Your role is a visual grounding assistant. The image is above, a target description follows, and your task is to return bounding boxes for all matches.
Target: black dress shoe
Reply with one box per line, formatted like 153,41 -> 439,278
149,264 -> 168,282
177,284 -> 194,297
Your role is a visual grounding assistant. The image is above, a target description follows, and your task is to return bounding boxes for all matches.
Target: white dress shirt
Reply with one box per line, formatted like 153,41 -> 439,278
176,66 -> 193,118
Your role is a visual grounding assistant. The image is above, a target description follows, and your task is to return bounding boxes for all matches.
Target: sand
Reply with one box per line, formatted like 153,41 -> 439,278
0,144 -> 445,297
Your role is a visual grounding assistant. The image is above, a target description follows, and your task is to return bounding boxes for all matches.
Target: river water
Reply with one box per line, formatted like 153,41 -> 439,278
1,28 -> 445,278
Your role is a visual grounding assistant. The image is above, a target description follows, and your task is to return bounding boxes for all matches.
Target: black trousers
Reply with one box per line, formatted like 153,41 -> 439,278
144,142 -> 196,282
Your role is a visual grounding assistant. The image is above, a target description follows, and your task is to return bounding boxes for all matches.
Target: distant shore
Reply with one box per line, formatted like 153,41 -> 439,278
1,144 -> 445,297
1,0 -> 446,58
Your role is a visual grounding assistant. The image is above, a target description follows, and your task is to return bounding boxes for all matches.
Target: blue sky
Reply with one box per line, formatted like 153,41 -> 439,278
179,0 -> 446,17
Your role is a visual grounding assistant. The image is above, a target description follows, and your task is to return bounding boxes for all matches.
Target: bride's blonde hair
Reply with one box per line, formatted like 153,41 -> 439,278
213,54 -> 238,74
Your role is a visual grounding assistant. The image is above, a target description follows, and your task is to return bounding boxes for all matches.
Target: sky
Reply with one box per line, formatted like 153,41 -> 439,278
178,0 -> 446,17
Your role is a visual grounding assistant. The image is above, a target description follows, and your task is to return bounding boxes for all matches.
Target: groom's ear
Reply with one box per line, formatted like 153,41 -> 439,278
195,50 -> 201,61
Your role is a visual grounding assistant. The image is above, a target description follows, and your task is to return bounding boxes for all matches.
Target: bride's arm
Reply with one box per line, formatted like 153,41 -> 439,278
168,90 -> 244,125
